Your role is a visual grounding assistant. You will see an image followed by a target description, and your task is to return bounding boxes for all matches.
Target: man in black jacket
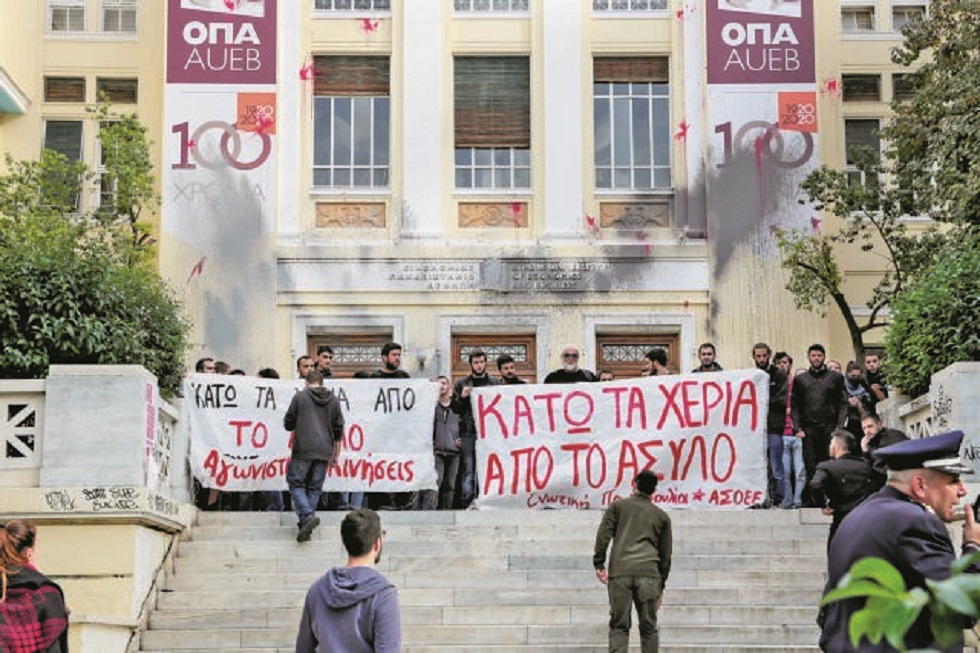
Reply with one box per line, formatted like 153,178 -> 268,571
753,343 -> 788,508
452,349 -> 499,507
860,413 -> 909,490
791,343 -> 847,506
809,430 -> 872,549
283,370 -> 345,542
544,345 -> 598,384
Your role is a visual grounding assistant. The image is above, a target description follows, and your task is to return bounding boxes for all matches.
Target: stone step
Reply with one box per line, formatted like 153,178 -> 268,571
190,508 -> 825,528
162,567 -> 826,592
140,623 -> 822,650
173,537 -> 826,562
185,519 -> 830,542
150,605 -> 819,630
155,586 -> 823,612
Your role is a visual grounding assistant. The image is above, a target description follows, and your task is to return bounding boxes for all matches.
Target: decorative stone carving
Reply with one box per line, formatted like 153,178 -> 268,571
458,202 -> 528,228
315,202 -> 386,228
599,201 -> 671,229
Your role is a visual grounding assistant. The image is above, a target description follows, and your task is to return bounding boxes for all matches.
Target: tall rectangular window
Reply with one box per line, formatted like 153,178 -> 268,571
593,56 -> 671,191
101,0 -> 137,33
48,0 -> 85,33
312,56 -> 390,189
845,119 -> 881,188
454,57 -> 531,190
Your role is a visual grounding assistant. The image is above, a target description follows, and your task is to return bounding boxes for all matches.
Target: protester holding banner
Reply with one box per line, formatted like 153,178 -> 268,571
594,469 -> 672,653
453,350 -> 499,508
283,370 -> 345,542
543,345 -> 598,384
423,376 -> 461,510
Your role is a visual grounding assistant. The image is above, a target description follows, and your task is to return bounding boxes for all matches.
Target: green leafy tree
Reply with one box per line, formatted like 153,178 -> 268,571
822,554 -> 980,651
776,0 -> 978,362
0,103 -> 190,394
884,231 -> 980,397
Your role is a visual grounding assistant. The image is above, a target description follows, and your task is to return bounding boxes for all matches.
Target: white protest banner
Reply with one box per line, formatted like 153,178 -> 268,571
185,375 -> 438,492
472,369 -> 768,510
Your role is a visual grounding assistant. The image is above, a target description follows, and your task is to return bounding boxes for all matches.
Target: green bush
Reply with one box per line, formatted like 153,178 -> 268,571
0,111 -> 190,395
884,230 -> 980,397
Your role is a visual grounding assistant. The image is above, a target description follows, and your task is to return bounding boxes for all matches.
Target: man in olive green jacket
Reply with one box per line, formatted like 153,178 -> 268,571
593,469 -> 672,653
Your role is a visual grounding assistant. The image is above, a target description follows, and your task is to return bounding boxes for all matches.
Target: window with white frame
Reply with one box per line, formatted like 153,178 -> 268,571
593,0 -> 668,11
892,2 -> 926,31
101,0 -> 137,33
841,6 -> 876,32
313,0 -> 390,11
43,120 -> 83,162
454,0 -> 529,12
454,57 -> 531,190
844,119 -> 881,188
42,120 -> 84,210
48,0 -> 85,33
593,57 -> 672,191
312,56 -> 390,189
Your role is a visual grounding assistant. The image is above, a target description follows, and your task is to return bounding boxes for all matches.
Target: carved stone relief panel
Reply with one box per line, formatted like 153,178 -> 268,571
315,202 -> 386,228
458,201 -> 529,228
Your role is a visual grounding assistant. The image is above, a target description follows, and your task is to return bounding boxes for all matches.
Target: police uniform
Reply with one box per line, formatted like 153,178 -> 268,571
819,430 -> 980,652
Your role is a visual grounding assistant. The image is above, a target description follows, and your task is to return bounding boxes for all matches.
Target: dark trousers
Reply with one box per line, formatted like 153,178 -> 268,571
608,575 -> 662,653
802,424 -> 834,506
459,435 -> 477,506
423,452 -> 460,510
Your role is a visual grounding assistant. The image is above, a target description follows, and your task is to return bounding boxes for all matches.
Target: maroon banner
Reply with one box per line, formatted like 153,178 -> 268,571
167,0 -> 277,85
706,0 -> 814,85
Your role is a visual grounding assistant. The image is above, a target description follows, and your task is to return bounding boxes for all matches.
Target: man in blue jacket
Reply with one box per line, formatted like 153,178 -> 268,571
819,430 -> 980,652
296,509 -> 401,652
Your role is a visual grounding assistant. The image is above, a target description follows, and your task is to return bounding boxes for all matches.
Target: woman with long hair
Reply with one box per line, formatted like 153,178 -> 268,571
0,519 -> 69,652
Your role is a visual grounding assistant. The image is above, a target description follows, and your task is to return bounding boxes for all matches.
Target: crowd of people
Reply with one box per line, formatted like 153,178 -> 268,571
191,340 -> 901,529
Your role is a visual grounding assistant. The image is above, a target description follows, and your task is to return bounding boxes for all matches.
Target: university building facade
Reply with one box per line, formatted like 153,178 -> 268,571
0,0 -> 928,381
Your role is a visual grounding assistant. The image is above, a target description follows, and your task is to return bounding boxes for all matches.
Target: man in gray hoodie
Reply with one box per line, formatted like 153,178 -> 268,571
296,508 -> 401,653
283,370 -> 345,543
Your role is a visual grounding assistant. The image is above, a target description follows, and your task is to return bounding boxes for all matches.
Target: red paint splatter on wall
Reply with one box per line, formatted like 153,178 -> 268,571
359,18 -> 381,33
820,77 -> 842,100
810,216 -> 822,234
299,60 -> 314,81
510,201 -> 523,218
223,0 -> 240,11
674,121 -> 689,141
187,257 -> 206,284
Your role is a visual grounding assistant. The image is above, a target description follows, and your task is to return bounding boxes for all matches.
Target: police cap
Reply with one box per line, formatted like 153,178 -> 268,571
872,430 -> 973,475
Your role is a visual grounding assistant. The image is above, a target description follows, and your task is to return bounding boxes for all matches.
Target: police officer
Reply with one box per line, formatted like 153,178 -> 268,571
819,430 -> 980,652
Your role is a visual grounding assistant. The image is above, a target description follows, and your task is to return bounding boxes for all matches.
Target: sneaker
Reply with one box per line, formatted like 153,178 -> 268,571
297,516 -> 320,543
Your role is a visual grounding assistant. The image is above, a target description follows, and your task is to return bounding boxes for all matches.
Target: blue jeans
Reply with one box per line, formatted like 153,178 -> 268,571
781,435 -> 805,508
767,433 -> 785,505
287,458 -> 327,523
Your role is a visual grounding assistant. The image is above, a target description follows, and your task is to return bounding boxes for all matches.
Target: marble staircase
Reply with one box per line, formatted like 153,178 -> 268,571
139,508 -> 829,652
